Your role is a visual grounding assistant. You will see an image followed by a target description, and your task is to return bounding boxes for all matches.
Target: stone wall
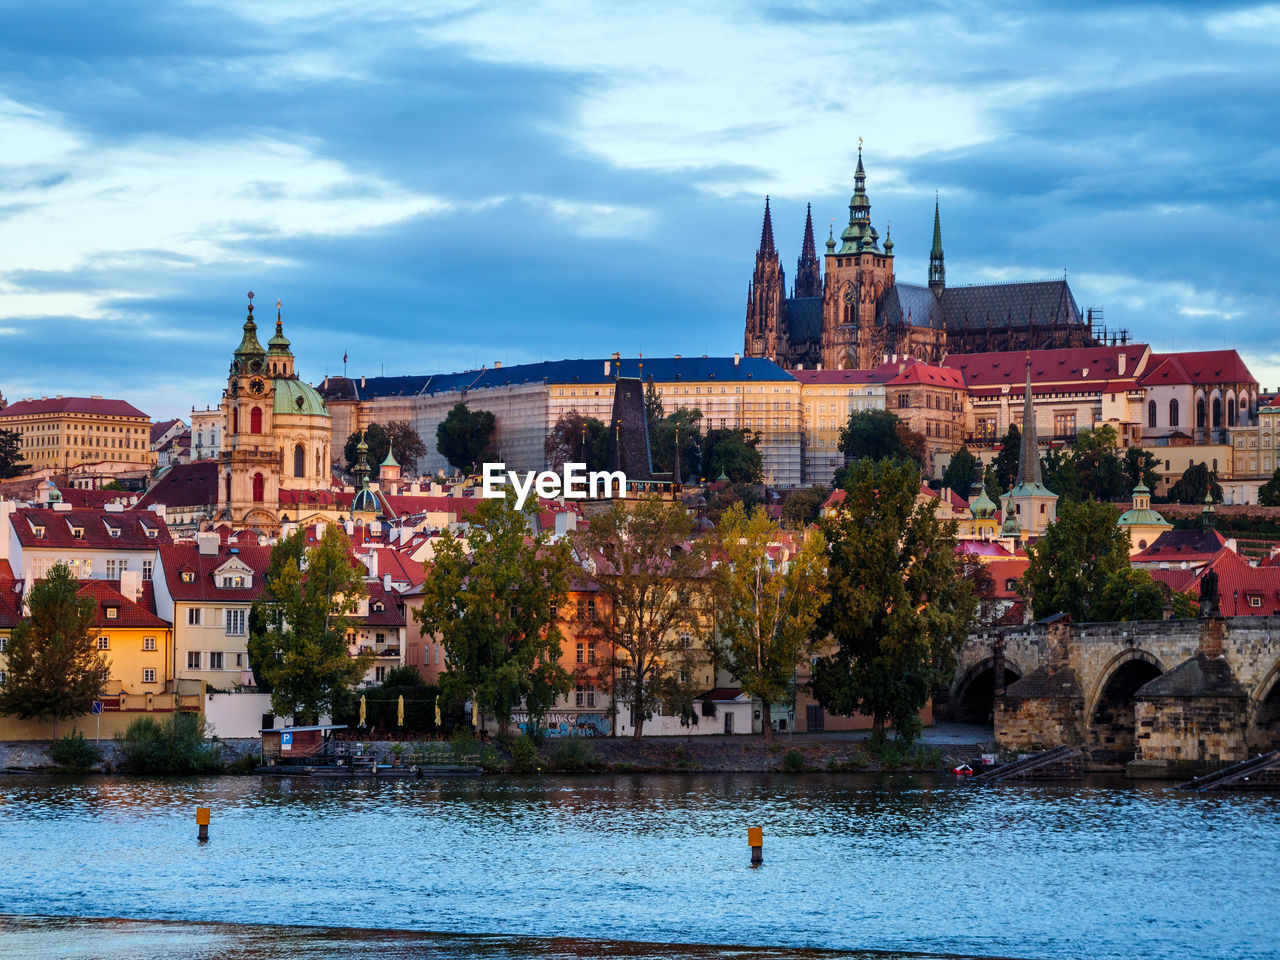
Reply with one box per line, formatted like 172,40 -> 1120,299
1134,697 -> 1247,770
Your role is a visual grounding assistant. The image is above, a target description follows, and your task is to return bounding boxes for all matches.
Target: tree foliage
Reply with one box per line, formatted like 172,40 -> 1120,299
574,496 -> 711,738
713,505 -> 828,739
436,402 -> 496,474
838,409 -> 907,463
781,486 -> 829,528
941,446 -> 979,498
413,494 -> 573,734
344,421 -> 428,477
1259,467 -> 1280,507
991,424 -> 1022,494
813,458 -> 976,744
247,526 -> 371,724
1093,567 -> 1166,622
702,428 -> 762,483
0,563 -> 108,734
1167,462 -> 1223,504
1019,499 -> 1130,622
650,407 -> 703,482
116,712 -> 223,773
0,427 -> 26,478
1122,446 -> 1162,494
544,411 -> 610,473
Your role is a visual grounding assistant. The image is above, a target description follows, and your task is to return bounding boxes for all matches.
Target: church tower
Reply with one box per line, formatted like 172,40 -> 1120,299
744,197 -> 787,363
218,292 -> 281,529
794,203 -> 822,298
929,196 -> 946,293
1001,358 -> 1058,542
821,145 -> 896,370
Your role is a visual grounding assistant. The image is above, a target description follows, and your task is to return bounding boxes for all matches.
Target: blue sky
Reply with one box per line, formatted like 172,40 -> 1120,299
2,1 -> 1278,420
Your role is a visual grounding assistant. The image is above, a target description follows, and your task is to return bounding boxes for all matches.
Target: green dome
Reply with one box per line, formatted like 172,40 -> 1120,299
273,378 -> 329,417
969,487 -> 998,519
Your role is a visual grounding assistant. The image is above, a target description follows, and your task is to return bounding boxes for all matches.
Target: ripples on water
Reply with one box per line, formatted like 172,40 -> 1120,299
0,773 -> 1278,960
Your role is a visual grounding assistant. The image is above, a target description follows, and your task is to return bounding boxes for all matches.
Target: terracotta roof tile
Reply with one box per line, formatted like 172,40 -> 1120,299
0,396 -> 149,419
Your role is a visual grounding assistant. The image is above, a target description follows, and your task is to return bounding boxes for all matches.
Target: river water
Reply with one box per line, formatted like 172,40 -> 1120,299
0,772 -> 1277,960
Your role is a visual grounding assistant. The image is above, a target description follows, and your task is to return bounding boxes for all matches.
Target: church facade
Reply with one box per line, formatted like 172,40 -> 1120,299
744,148 -> 1101,371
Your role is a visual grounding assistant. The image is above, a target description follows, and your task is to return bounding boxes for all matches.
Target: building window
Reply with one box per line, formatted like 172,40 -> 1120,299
1148,400 -> 1157,429
375,666 -> 386,683
187,651 -> 201,670
142,560 -> 153,581
576,642 -> 585,664
586,598 -> 597,620
106,559 -> 118,579
1249,596 -> 1262,608
587,644 -> 596,665
188,608 -> 202,626
209,652 -> 224,670
182,571 -> 195,583
226,609 -> 247,636
1053,413 -> 1076,437
143,668 -> 156,684
144,637 -> 156,651
1169,399 -> 1179,428
252,473 -> 265,503
105,606 -> 119,620
294,443 -> 305,478
236,653 -> 243,667
97,637 -> 110,650
222,576 -> 246,589
250,406 -> 263,434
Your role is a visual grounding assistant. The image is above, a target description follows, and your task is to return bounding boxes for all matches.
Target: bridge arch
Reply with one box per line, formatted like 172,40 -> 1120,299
950,656 -> 1026,724
1086,649 -> 1167,766
1247,660 -> 1280,753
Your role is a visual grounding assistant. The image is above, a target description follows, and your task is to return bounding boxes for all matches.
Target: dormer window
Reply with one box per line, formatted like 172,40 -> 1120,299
71,526 -> 84,540
181,571 -> 196,584
372,601 -> 384,612
144,527 -> 157,538
222,575 -> 246,588
32,525 -> 45,539
105,606 -> 119,620
109,527 -> 120,538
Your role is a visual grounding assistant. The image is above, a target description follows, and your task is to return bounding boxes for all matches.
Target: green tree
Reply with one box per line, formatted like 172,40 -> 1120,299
247,526 -> 371,724
436,402 -> 496,474
1073,425 -> 1127,501
1168,588 -> 1200,620
413,494 -> 572,735
781,486 -> 829,528
574,496 -> 712,738
991,424 -> 1021,493
1094,567 -> 1166,622
0,427 -> 25,478
838,409 -> 908,462
0,564 -> 109,736
644,379 -> 664,434
346,421 -> 428,477
544,411 -> 610,472
1167,462 -> 1223,504
941,446 -> 979,498
1040,447 -> 1085,503
1019,499 -> 1130,621
1260,468 -> 1280,507
650,408 -> 703,482
714,504 -> 828,740
813,458 -> 976,744
702,428 -> 762,483
1122,446 -> 1162,495
99,479 -> 125,492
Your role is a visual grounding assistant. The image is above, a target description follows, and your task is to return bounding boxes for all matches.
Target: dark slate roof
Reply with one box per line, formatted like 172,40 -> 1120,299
320,357 -> 795,401
877,283 -> 945,330
939,280 -> 1082,330
1002,664 -> 1084,700
1135,652 -> 1246,699
785,296 -> 823,342
137,460 -> 219,510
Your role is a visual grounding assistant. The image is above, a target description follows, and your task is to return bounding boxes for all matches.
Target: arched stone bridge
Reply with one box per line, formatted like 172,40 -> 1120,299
952,616 -> 1280,773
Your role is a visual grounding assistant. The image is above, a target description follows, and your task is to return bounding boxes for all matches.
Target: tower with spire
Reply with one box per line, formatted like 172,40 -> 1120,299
794,203 -> 822,298
1001,357 -> 1058,541
744,196 -> 787,363
928,196 -> 945,293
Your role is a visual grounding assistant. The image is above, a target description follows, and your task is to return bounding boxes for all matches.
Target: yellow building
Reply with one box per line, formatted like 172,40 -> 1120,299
1116,483 -> 1173,555
792,370 -> 886,484
0,396 -> 155,472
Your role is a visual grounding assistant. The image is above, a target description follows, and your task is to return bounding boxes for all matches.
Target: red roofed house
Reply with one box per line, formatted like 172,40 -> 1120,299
4,504 -> 170,583
347,579 -> 406,687
0,395 -> 155,473
1149,548 -> 1280,618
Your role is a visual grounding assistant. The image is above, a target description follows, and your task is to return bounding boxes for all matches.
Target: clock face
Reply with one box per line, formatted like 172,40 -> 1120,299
249,377 -> 266,396
843,287 -> 856,305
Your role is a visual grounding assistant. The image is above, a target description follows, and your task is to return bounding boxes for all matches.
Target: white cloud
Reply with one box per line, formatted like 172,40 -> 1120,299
1205,4 -> 1280,41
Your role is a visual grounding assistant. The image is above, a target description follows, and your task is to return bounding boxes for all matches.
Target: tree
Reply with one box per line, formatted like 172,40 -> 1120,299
650,408 -> 703,482
1167,462 -> 1223,504
1040,447 -> 1085,503
838,409 -> 908,462
436,402 -> 496,474
813,458 -> 976,744
0,427 -> 25,478
544,411 -> 610,473
1260,467 -> 1280,507
0,563 -> 109,736
1019,499 -> 1130,622
714,504 -> 828,739
247,526 -> 371,724
574,496 -> 712,738
702,428 -> 762,483
941,446 -> 979,498
991,424 -> 1021,493
644,379 -> 664,434
781,486 -> 829,528
346,422 -> 428,477
1094,567 -> 1166,622
1073,425 -> 1127,502
1122,446 -> 1161,495
100,479 -> 124,492
413,494 -> 572,735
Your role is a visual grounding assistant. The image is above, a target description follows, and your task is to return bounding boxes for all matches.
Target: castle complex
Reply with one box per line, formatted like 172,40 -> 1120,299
744,147 -> 1104,371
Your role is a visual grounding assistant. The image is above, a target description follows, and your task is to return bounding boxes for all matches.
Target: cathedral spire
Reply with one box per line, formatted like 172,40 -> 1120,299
1016,357 -> 1042,486
839,141 -> 880,254
795,202 -> 822,298
233,291 -> 266,371
758,196 -> 776,255
929,194 -> 946,292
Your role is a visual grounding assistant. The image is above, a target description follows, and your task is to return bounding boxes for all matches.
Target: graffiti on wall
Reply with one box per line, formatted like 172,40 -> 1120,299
513,712 -> 611,738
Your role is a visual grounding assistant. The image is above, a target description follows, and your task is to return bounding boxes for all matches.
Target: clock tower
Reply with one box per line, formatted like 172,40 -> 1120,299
218,292 -> 281,528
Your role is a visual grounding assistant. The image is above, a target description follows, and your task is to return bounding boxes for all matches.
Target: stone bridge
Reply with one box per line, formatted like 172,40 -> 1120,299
952,615 -> 1280,774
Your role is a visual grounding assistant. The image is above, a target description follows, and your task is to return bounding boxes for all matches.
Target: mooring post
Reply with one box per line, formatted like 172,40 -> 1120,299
748,826 -> 763,865
196,807 -> 210,843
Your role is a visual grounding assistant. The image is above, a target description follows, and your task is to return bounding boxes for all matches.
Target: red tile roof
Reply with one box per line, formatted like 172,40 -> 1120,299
944,345 -> 1150,387
0,560 -> 20,629
1130,528 -> 1229,566
150,418 -> 184,443
10,507 -> 170,549
789,369 -> 882,384
1150,549 -> 1280,616
137,461 -> 219,510
1140,350 -> 1257,388
877,359 -> 966,389
157,543 -> 273,602
374,548 -> 426,587
78,580 -> 168,629
0,396 -> 149,419
983,559 -> 1030,599
357,580 -> 406,627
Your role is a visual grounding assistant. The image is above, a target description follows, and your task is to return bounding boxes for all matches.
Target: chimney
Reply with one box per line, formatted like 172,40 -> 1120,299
1118,352 -> 1126,376
197,531 -> 219,556
383,572 -> 392,592
120,569 -> 143,603
315,521 -> 327,540
604,360 -> 611,376
494,361 -> 502,368
360,376 -> 366,388
612,351 -> 621,361
734,353 -> 741,366
555,511 -> 578,539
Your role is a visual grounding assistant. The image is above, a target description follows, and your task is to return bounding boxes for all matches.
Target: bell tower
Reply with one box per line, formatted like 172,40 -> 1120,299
218,292 -> 280,528
744,197 -> 787,362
